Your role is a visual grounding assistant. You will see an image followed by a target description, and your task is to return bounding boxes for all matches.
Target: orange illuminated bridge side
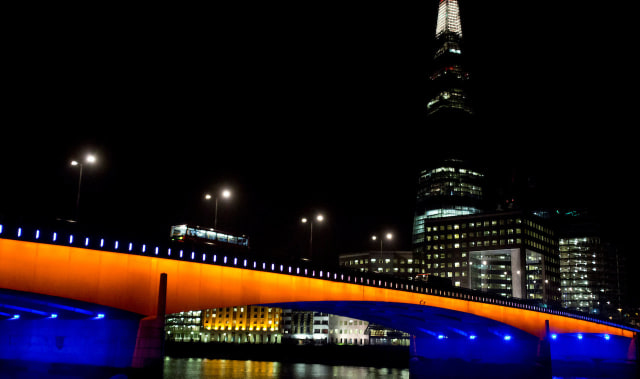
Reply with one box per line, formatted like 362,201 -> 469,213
0,237 -> 635,340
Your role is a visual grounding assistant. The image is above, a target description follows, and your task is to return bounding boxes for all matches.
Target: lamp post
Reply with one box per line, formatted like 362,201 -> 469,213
301,214 -> 324,261
70,154 -> 96,222
371,232 -> 393,260
204,189 -> 231,229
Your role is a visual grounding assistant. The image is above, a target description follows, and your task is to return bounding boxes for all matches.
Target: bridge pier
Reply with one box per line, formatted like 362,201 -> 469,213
131,272 -> 167,373
409,329 -> 548,379
0,317 -> 141,369
549,331 -> 638,378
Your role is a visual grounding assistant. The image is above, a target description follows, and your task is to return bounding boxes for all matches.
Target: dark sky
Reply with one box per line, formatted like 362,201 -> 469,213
2,2 -> 636,266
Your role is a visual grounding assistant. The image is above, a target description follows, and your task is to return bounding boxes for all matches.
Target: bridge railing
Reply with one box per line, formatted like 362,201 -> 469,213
1,223 -> 637,333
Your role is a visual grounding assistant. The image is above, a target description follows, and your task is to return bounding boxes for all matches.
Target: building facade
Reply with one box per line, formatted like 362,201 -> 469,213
412,210 -> 560,304
282,310 -> 330,344
339,250 -> 415,280
201,306 -> 282,343
368,324 -> 411,346
165,310 -> 202,342
328,315 -> 369,345
413,159 -> 485,247
539,209 -> 629,320
559,237 -> 621,316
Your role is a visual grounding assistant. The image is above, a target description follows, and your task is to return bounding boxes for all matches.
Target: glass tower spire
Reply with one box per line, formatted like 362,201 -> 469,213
436,0 -> 463,38
426,0 -> 472,117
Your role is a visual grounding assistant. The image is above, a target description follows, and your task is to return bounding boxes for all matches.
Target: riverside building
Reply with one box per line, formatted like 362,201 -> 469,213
282,310 -> 329,344
329,315 -> 369,345
201,306 -> 282,343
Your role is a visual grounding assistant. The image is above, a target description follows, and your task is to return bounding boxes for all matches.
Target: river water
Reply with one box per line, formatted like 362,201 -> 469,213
162,357 -> 410,378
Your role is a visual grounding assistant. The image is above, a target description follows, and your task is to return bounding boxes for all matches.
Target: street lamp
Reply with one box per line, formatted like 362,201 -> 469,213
70,154 -> 97,221
301,214 -> 324,261
372,232 -> 393,260
204,189 -> 231,229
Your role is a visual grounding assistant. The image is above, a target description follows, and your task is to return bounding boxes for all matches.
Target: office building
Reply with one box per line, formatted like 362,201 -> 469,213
412,159 -> 485,247
201,306 -> 282,343
537,209 -> 628,319
165,310 -> 202,342
413,210 -> 560,304
559,237 -> 621,316
339,250 -> 415,280
282,310 -> 329,345
329,315 -> 369,345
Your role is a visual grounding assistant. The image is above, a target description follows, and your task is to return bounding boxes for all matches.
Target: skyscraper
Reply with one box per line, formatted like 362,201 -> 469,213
411,3 -> 561,303
412,158 -> 485,247
426,0 -> 472,118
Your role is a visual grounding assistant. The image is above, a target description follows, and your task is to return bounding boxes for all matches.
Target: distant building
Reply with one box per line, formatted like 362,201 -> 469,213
338,250 -> 416,346
201,306 -> 282,343
339,250 -> 415,280
282,310 -> 329,345
166,306 -> 283,344
368,324 -> 410,346
559,237 -> 620,315
329,315 -> 369,345
165,310 -> 202,342
537,209 -> 629,320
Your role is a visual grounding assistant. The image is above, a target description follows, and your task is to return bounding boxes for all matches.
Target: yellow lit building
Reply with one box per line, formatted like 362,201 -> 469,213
201,306 -> 282,343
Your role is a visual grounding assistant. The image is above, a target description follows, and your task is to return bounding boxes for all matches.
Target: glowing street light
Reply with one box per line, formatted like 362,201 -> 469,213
372,232 -> 393,259
204,188 -> 231,229
70,154 -> 97,221
301,214 -> 324,261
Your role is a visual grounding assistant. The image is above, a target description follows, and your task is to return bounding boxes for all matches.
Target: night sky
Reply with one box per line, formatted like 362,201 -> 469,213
2,2 -> 636,271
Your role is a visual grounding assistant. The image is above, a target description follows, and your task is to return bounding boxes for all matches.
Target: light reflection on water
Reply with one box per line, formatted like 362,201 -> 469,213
163,357 -> 410,379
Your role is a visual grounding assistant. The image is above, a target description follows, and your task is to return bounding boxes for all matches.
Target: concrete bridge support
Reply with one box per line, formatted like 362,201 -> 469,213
409,325 -> 638,379
131,273 -> 167,372
0,273 -> 168,376
409,328 -> 549,379
549,331 -> 638,378
0,317 -> 141,369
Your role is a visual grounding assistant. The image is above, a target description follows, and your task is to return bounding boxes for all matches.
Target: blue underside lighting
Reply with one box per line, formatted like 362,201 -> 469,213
577,334 -> 583,340
604,334 -> 610,340
551,334 -> 557,340
437,334 -> 445,340
503,335 -> 511,341
0,303 -> 49,316
469,335 -> 477,340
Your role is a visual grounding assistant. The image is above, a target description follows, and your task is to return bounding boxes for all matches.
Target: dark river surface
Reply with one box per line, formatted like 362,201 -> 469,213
162,357 -> 410,378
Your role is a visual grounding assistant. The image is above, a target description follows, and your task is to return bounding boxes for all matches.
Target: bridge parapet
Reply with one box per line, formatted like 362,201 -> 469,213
1,222 -> 637,336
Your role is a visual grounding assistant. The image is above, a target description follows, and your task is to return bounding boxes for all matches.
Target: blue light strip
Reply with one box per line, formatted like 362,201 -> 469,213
0,293 -> 98,317
0,303 -> 49,316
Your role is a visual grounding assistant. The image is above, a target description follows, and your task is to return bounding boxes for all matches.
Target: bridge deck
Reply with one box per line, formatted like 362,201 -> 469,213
1,223 -> 637,339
